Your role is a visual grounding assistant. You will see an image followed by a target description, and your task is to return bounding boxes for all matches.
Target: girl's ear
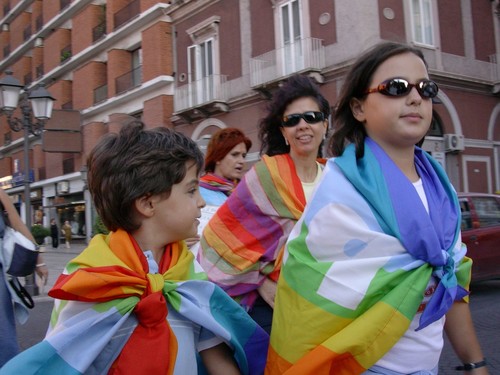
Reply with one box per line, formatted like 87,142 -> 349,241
135,195 -> 155,218
350,98 -> 366,123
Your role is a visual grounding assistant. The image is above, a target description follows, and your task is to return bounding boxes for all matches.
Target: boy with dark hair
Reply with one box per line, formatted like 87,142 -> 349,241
1,122 -> 268,374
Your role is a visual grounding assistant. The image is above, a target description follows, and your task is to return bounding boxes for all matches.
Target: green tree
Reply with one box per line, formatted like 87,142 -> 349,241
93,216 -> 109,235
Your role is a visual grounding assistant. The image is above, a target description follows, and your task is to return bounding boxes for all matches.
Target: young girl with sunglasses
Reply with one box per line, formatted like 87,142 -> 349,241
198,74 -> 329,334
267,42 -> 488,374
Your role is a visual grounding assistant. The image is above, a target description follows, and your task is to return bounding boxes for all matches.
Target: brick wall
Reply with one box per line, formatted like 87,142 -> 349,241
73,61 -> 107,109
108,49 -> 132,96
142,21 -> 172,81
143,95 -> 174,128
44,29 -> 72,73
72,5 -> 96,55
42,0 -> 60,26
48,80 -> 73,111
82,122 -> 107,162
10,11 -> 30,50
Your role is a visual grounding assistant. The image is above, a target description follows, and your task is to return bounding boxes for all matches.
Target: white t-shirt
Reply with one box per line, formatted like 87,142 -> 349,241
301,162 -> 323,202
374,179 -> 444,373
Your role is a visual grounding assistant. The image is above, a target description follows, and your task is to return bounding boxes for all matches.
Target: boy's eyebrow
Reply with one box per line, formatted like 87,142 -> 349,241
187,178 -> 199,187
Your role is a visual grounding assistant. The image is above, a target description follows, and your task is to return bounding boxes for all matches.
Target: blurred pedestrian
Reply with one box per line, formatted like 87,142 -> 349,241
0,188 -> 48,368
62,220 -> 71,249
50,219 -> 58,249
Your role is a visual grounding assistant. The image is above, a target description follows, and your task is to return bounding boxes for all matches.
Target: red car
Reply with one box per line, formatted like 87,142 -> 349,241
458,193 -> 500,282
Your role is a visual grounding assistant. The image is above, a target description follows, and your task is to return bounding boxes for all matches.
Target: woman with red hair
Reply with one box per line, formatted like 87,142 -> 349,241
200,128 -> 252,206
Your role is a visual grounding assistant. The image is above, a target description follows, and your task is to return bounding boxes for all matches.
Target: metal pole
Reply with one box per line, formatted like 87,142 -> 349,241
84,189 -> 92,244
22,104 -> 38,296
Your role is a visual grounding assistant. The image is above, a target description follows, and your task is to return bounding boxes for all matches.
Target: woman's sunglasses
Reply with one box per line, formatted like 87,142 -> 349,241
365,78 -> 439,99
282,111 -> 325,127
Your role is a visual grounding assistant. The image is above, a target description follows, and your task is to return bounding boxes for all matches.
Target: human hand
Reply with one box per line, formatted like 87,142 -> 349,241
258,278 -> 277,308
35,263 -> 48,285
35,253 -> 48,285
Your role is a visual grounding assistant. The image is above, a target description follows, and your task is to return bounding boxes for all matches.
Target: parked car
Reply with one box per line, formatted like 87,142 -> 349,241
458,193 -> 500,282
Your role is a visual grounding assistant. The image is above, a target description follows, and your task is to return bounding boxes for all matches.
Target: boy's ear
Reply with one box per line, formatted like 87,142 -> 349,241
350,98 -> 366,122
134,195 -> 155,218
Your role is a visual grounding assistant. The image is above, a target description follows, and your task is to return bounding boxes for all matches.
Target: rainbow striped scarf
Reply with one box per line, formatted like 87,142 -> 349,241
1,230 -> 268,375
199,154 -> 314,309
199,173 -> 236,196
266,140 -> 471,374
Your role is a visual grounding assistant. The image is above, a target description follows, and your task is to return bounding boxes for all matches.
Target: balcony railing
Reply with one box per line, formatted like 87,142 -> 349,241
114,0 -> 140,30
92,21 -> 106,42
60,45 -> 72,64
36,64 -> 44,78
115,66 -> 142,95
489,54 -> 500,81
23,24 -> 32,41
174,74 -> 228,112
249,37 -> 325,87
24,72 -> 32,86
60,0 -> 71,10
63,158 -> 75,175
35,14 -> 43,31
93,83 -> 108,104
4,131 -> 11,146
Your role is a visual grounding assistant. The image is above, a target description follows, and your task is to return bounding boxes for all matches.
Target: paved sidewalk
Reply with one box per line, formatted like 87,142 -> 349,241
32,241 -> 87,301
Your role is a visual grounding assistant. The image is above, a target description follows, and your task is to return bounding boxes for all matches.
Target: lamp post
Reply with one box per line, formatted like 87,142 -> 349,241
80,164 -> 93,244
0,70 -> 55,296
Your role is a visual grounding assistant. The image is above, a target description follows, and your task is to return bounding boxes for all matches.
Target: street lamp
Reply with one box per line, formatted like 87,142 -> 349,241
0,70 -> 55,296
80,164 -> 93,244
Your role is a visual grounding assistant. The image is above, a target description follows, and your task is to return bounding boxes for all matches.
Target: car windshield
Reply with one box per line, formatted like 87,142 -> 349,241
470,197 -> 500,228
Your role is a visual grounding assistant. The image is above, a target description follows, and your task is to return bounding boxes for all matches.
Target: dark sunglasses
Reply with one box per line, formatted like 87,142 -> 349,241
365,78 -> 439,99
282,111 -> 325,127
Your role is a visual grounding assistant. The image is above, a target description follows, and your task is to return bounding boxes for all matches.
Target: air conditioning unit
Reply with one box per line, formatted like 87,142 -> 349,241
444,134 -> 465,152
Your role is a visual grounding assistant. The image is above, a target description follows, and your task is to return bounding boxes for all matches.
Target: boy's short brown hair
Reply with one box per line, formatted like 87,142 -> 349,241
87,121 -> 204,232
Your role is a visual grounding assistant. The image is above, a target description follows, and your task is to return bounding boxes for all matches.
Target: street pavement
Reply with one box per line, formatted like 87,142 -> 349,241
15,245 -> 500,373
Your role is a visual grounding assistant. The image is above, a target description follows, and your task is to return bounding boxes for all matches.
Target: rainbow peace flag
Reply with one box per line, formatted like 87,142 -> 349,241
266,140 -> 471,374
199,154 -> 312,309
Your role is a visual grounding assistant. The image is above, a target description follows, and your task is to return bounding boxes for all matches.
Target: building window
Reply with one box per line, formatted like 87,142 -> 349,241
186,16 -> 221,106
131,48 -> 142,87
280,0 -> 303,74
116,48 -> 142,95
410,0 -> 434,46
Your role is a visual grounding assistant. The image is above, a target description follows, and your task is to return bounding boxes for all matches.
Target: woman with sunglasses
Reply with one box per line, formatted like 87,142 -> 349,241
198,74 -> 329,334
267,42 -> 488,374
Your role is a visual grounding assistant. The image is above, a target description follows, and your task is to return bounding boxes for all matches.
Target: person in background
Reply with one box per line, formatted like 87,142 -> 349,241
186,128 -> 252,250
0,122 -> 268,374
0,188 -> 48,368
62,220 -> 71,249
200,127 -> 252,206
267,42 -> 488,375
50,219 -> 59,249
198,74 -> 330,334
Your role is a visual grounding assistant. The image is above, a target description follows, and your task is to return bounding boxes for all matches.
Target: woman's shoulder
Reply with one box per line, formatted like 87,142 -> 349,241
199,187 -> 227,206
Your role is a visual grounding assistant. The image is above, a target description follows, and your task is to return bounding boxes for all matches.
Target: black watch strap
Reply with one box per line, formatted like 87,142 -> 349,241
455,359 -> 487,371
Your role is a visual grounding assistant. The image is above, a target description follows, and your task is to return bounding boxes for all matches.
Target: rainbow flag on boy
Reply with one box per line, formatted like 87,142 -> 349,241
1,230 -> 268,375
